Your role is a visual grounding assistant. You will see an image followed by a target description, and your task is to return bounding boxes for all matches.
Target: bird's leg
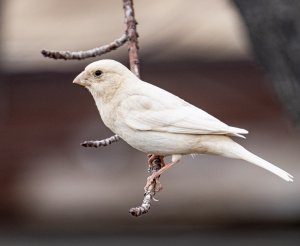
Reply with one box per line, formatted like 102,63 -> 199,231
144,161 -> 172,192
144,155 -> 181,191
145,154 -> 165,192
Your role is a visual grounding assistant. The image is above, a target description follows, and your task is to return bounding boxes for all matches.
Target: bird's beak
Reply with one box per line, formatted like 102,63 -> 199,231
73,71 -> 87,86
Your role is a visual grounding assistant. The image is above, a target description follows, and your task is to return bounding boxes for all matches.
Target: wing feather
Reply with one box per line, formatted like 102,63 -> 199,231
121,92 -> 248,138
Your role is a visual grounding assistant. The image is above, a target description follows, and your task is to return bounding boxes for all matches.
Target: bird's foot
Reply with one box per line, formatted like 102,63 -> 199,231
144,155 -> 165,192
144,161 -> 176,192
144,173 -> 162,193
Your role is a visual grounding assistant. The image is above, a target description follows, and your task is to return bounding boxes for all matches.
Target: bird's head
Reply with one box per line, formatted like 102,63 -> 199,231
73,59 -> 134,100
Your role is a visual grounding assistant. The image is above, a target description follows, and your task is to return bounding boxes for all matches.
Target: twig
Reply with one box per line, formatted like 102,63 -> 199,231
41,0 -> 164,217
129,157 -> 162,216
79,0 -> 141,151
41,34 -> 128,60
122,0 -> 164,217
129,185 -> 155,216
123,0 -> 141,78
81,135 -> 120,148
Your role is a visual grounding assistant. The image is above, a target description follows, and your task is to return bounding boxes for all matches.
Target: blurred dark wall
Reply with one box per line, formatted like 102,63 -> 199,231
0,0 -> 4,70
233,0 -> 300,125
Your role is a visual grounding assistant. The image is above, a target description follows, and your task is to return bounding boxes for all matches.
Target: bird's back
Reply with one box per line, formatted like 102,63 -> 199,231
117,79 -> 248,138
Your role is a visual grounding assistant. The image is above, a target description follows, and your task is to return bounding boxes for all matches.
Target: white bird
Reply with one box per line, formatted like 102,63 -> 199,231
73,59 -> 293,188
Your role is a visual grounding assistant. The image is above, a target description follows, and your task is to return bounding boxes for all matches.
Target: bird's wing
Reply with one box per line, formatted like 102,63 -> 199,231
121,89 -> 248,137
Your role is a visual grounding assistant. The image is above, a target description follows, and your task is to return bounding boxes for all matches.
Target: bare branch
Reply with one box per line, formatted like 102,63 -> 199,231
81,135 -> 120,148
41,0 -> 164,217
82,0 -> 142,151
41,34 -> 128,60
79,0 -> 141,151
129,156 -> 163,216
129,187 -> 155,216
122,0 -> 164,217
123,0 -> 141,78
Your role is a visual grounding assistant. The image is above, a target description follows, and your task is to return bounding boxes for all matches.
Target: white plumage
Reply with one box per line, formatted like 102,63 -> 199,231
73,59 -> 293,182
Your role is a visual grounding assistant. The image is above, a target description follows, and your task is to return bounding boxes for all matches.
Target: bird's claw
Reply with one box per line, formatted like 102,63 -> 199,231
144,176 -> 154,192
144,174 -> 162,193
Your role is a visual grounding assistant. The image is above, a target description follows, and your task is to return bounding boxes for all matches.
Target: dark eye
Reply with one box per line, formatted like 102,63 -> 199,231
94,70 -> 102,77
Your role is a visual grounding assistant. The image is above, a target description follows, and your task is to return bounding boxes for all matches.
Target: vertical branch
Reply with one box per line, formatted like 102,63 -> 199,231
42,0 -> 163,216
123,0 -> 141,78
129,156 -> 163,217
123,0 -> 163,217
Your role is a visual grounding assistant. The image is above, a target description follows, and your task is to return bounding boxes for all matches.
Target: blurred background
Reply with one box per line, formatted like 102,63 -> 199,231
0,0 -> 300,245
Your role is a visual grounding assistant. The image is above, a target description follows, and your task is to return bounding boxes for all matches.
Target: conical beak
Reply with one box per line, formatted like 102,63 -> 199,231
73,71 -> 87,86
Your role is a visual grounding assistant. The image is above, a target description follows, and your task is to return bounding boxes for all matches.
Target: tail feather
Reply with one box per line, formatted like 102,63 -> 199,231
210,137 -> 294,182
241,149 -> 293,182
228,126 -> 249,139
231,142 -> 293,182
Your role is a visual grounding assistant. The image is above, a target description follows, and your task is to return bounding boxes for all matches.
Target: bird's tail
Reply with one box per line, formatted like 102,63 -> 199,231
204,137 -> 294,182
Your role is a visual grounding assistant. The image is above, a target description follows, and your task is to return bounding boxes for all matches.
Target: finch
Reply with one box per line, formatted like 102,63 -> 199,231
73,59 -> 293,184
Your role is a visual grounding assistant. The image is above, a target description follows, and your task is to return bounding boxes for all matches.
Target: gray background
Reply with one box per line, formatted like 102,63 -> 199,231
0,0 -> 299,245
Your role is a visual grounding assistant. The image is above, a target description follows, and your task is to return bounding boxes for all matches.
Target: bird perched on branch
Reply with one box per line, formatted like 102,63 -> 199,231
73,59 -> 293,189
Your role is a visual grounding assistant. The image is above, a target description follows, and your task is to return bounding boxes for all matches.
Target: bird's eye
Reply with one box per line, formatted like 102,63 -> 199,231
94,70 -> 102,77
